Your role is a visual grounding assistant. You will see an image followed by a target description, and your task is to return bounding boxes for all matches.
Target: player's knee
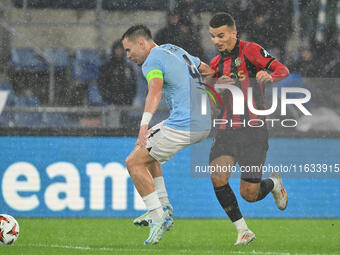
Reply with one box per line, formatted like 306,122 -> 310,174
210,176 -> 228,187
125,155 -> 135,171
240,188 -> 258,202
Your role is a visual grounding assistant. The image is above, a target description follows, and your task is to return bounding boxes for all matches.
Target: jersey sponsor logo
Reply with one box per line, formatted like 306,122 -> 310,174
229,70 -> 246,81
260,48 -> 272,58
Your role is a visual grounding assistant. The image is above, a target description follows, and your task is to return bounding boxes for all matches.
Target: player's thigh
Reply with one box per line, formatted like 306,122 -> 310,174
190,129 -> 210,144
146,125 -> 190,164
209,131 -> 239,166
126,121 -> 165,170
210,155 -> 236,187
209,131 -> 239,186
239,145 -> 266,201
239,136 -> 268,183
126,145 -> 156,169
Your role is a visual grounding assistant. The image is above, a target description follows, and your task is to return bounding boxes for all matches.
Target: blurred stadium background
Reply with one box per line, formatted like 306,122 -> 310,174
0,0 -> 339,254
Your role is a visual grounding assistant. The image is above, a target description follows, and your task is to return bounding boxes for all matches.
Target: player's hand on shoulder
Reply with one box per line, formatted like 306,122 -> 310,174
256,71 -> 273,84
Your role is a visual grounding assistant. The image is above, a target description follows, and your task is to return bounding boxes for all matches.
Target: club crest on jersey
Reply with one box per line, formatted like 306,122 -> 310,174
235,57 -> 241,67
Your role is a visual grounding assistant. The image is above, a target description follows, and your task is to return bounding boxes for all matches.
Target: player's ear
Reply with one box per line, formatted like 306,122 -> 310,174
231,29 -> 237,39
137,38 -> 145,48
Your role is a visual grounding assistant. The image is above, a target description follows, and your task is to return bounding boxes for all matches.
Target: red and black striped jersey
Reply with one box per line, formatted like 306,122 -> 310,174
209,39 -> 289,130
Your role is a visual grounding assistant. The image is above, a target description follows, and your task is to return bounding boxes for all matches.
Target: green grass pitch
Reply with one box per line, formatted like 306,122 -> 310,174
1,218 -> 339,255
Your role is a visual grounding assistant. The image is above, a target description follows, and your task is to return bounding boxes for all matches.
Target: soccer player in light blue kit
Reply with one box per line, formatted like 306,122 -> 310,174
122,25 -> 215,245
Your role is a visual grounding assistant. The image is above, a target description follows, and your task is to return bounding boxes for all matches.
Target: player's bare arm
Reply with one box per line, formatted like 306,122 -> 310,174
137,77 -> 163,147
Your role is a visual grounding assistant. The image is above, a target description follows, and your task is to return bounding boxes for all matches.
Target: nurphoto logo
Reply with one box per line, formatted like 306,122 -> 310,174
201,84 -> 312,128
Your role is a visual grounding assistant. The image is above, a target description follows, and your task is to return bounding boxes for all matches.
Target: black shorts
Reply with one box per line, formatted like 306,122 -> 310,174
209,127 -> 269,183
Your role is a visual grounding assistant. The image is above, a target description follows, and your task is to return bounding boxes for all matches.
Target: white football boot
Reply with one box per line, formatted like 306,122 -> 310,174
234,229 -> 256,246
134,204 -> 173,227
144,211 -> 174,245
269,172 -> 288,210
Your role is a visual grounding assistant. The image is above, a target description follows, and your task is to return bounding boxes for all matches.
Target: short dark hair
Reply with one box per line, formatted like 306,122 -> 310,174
121,24 -> 152,41
209,12 -> 236,29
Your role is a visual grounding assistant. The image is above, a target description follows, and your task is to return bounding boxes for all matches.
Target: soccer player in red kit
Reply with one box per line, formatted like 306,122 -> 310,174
208,13 -> 289,245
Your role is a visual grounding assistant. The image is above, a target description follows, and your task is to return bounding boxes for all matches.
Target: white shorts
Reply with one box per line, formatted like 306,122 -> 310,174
146,121 -> 210,164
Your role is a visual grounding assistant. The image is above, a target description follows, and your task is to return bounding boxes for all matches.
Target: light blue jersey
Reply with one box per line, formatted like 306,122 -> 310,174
142,44 -> 211,131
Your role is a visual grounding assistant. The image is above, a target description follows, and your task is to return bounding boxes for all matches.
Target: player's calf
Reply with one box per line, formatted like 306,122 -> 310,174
240,190 -> 258,202
241,178 -> 275,202
240,180 -> 260,202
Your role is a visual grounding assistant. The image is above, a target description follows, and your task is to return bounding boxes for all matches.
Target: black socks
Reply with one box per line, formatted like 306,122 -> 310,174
214,179 -> 274,222
256,179 -> 274,201
214,183 -> 243,222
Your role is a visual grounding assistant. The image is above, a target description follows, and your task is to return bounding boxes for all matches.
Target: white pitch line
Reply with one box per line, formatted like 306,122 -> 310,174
13,243 -> 340,255
15,243 -> 173,253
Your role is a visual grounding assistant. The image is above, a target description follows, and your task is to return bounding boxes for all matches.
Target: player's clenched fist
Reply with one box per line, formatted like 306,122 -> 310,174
217,75 -> 236,85
256,71 -> 273,84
